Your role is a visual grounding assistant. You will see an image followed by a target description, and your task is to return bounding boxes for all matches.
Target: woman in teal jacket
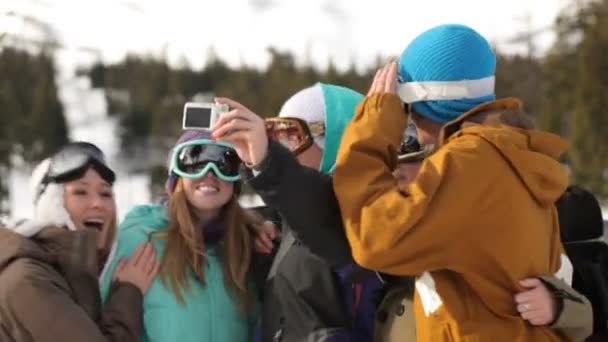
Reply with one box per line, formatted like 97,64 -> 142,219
100,130 -> 260,342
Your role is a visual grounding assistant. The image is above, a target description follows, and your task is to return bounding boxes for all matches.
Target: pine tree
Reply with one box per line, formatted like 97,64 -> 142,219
0,48 -> 69,213
570,0 -> 608,196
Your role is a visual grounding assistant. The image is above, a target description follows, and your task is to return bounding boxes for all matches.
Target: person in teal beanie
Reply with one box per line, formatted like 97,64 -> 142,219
100,130 -> 260,342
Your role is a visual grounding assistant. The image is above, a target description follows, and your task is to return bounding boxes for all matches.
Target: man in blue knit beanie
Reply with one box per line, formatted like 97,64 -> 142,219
333,24 -> 592,341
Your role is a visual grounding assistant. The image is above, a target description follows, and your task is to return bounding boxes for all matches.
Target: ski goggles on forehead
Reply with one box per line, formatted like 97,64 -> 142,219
170,139 -> 241,182
44,144 -> 116,185
265,117 -> 325,155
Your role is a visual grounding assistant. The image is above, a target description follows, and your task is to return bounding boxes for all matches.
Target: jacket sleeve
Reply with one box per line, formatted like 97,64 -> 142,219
246,140 -> 351,266
5,260 -> 139,342
99,282 -> 144,341
333,94 -> 480,275
539,275 -> 593,341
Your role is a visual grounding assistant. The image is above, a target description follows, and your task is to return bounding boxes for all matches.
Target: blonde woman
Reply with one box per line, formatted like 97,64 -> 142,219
0,142 -> 158,342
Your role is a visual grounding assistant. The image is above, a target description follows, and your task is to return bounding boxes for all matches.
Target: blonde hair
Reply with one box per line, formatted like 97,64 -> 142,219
98,216 -> 117,270
157,179 -> 257,311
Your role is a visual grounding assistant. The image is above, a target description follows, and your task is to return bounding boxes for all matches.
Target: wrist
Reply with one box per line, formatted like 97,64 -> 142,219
246,143 -> 270,170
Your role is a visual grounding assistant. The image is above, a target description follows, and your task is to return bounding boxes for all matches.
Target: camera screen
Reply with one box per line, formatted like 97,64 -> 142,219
184,107 -> 212,128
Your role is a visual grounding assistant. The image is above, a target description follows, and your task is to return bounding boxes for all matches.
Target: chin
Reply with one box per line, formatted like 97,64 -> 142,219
195,195 -> 231,209
193,202 -> 225,212
96,241 -> 106,251
96,230 -> 110,249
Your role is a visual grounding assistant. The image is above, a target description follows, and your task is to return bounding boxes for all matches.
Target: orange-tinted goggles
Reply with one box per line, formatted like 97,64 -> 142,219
265,117 -> 325,155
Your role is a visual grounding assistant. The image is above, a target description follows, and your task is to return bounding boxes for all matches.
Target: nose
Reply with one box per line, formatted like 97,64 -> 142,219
90,193 -> 105,210
201,168 -> 218,180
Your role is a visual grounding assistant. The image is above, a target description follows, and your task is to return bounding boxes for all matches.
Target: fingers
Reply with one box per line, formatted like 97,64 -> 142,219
385,61 -> 398,94
253,222 -> 275,254
514,286 -> 539,304
371,66 -> 387,95
140,243 -> 157,275
517,303 -> 533,313
520,306 -> 551,326
263,221 -> 279,240
519,278 -> 542,288
376,65 -> 389,94
528,315 -> 551,326
518,303 -> 547,325
139,260 -> 161,295
129,243 -> 147,268
515,278 -> 558,326
215,109 -> 255,126
213,117 -> 254,138
214,130 -> 250,144
149,260 -> 161,279
368,69 -> 382,96
368,62 -> 398,96
514,292 -> 534,305
515,278 -> 544,304
254,238 -> 272,254
116,258 -> 127,272
252,220 -> 278,254
520,308 -> 543,321
112,258 -> 127,280
214,97 -> 246,111
261,232 -> 274,251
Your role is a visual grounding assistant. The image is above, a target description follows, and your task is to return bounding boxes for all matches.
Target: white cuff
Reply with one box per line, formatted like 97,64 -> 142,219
397,76 -> 495,104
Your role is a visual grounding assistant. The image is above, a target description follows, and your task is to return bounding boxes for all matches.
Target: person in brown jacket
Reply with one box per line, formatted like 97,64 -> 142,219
334,23 -> 592,341
0,142 -> 159,342
374,129 -> 593,341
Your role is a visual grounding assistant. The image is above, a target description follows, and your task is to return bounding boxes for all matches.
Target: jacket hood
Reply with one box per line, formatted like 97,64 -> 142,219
120,204 -> 169,234
318,83 -> 364,173
442,98 -> 569,205
100,205 -> 168,282
0,228 -> 47,273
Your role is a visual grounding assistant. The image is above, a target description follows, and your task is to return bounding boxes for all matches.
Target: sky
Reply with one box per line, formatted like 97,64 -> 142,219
3,0 -> 606,220
1,0 -> 571,72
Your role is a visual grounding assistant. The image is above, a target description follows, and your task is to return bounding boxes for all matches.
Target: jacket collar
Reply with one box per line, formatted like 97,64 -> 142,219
438,98 -> 526,145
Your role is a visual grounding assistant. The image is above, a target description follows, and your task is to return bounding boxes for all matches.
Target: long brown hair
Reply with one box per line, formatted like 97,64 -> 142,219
158,179 -> 257,311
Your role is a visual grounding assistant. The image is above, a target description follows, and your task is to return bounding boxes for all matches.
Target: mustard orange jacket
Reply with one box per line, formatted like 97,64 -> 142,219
334,94 -> 570,341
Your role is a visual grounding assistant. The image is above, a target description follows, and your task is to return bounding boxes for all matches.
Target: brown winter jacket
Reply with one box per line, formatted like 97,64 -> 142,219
0,226 -> 143,342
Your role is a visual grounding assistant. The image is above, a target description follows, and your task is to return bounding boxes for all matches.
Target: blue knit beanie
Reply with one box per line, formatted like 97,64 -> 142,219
397,24 -> 496,124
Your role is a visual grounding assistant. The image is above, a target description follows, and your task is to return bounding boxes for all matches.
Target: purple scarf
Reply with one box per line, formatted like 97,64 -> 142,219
202,219 -> 225,245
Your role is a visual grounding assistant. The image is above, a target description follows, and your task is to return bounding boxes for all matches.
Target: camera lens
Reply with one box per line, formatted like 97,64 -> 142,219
400,136 -> 421,155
